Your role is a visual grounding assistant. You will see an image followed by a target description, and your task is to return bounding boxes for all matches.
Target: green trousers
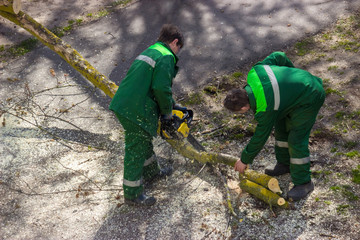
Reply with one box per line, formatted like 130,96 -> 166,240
116,114 -> 160,199
274,94 -> 325,185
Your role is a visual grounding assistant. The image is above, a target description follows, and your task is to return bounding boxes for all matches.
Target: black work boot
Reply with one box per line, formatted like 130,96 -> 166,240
265,163 -> 290,176
124,193 -> 156,206
287,181 -> 314,201
145,166 -> 173,185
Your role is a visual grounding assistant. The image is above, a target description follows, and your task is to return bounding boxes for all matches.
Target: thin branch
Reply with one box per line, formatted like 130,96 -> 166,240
180,163 -> 207,186
53,158 -> 102,190
200,125 -> 225,135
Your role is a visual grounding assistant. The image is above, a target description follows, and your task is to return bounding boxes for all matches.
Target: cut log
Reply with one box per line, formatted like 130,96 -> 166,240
239,179 -> 289,209
242,170 -> 282,194
0,0 -> 21,14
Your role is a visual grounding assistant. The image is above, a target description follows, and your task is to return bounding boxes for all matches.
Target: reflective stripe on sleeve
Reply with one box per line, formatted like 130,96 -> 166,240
276,140 -> 289,148
136,55 -> 156,68
290,157 -> 310,165
264,65 -> 280,110
123,178 -> 142,187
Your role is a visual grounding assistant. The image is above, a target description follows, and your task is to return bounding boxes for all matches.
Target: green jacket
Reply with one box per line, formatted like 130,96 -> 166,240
241,52 -> 324,164
109,42 -> 178,136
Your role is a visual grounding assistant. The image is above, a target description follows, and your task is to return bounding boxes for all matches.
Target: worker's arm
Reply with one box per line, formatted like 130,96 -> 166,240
240,111 -> 277,164
152,55 -> 176,115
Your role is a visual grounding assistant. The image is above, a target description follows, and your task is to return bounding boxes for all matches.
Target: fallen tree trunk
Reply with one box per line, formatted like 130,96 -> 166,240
0,0 -> 21,14
241,170 -> 282,194
166,138 -> 238,166
0,10 -> 118,98
239,179 -> 289,209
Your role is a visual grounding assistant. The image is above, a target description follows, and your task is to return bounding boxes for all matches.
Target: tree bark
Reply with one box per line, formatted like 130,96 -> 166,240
239,179 -> 289,209
0,0 -> 21,14
165,138 -> 238,166
241,170 -> 282,194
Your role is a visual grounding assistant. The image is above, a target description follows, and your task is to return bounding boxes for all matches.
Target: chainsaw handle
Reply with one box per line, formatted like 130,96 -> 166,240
186,109 -> 193,125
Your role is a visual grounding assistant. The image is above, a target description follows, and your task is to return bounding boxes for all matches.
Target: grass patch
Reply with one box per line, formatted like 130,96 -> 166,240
325,88 -> 342,96
312,170 -> 332,179
63,25 -> 73,32
335,111 -> 346,119
336,204 -> 350,214
232,72 -> 244,78
352,165 -> 360,184
330,185 -> 359,201
76,18 -> 83,25
343,141 -> 357,149
97,9 -> 109,17
294,38 -> 314,56
8,38 -> 38,57
335,150 -> 360,159
327,65 -> 338,71
345,151 -> 360,158
311,129 -> 324,137
224,125 -> 247,140
203,85 -> 218,95
181,92 -> 205,106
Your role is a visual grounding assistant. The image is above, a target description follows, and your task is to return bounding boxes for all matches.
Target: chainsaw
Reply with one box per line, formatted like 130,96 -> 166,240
159,108 -> 205,151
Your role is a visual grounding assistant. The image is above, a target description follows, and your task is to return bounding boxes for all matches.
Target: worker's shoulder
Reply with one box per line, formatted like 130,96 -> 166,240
141,47 -> 174,61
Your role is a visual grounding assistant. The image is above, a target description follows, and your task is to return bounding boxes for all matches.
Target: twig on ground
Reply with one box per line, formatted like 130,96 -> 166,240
200,125 -> 225,135
180,163 -> 207,186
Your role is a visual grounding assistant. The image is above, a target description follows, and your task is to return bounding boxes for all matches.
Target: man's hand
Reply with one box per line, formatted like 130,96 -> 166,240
234,159 -> 248,173
160,114 -> 176,139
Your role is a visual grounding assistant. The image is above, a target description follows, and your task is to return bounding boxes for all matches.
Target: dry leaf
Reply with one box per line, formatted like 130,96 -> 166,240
50,68 -> 56,77
7,78 -> 20,82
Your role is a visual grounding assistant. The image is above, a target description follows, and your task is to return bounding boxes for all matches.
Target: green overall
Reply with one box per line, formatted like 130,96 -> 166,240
241,52 -> 325,185
109,42 -> 178,199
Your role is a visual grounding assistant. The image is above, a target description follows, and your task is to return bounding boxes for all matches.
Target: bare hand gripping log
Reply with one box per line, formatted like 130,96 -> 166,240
0,2 -> 288,208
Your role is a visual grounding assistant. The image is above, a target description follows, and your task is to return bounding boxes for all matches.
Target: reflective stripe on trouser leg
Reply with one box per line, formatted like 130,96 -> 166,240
289,154 -> 311,186
143,154 -> 160,181
116,114 -> 154,200
274,118 -> 290,165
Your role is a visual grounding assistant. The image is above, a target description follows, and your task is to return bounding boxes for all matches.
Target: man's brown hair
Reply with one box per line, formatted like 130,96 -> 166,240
223,88 -> 249,112
157,24 -> 184,48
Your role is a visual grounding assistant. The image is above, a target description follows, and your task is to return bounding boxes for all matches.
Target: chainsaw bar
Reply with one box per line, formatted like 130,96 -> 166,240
187,134 -> 206,152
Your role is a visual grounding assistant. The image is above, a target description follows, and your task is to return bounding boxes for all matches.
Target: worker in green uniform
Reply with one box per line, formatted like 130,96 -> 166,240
224,51 -> 325,201
109,24 -> 184,206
